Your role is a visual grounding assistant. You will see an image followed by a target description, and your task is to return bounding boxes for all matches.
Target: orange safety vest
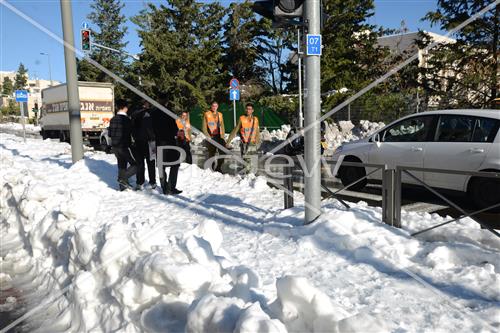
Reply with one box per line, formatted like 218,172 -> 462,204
240,115 -> 259,144
205,111 -> 222,136
176,118 -> 191,141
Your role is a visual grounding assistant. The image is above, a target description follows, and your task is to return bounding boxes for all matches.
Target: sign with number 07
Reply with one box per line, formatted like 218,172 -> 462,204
306,34 -> 322,56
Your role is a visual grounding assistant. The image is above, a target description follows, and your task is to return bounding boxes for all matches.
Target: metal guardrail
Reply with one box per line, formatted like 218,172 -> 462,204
395,166 -> 500,237
282,158 -> 500,238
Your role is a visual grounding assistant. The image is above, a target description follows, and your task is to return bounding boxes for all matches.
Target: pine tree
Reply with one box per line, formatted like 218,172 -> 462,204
320,0 -> 388,112
256,23 -> 296,94
421,0 -> 499,108
2,77 -> 13,96
222,1 -> 262,83
14,63 -> 28,90
77,0 -> 129,99
132,0 -> 227,112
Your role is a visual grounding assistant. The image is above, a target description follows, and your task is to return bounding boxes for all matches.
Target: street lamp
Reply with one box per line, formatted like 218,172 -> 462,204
40,52 -> 53,86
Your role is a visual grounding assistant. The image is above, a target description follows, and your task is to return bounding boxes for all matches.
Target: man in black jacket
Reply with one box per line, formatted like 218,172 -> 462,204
131,101 -> 156,190
108,100 -> 137,191
151,97 -> 182,195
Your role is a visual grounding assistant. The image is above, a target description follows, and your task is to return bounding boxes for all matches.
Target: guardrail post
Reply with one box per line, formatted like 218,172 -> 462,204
382,168 -> 395,226
394,168 -> 402,228
284,165 -> 294,209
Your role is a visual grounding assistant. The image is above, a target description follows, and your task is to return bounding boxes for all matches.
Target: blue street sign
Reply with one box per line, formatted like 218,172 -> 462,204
230,78 -> 240,89
306,34 -> 322,56
15,90 -> 28,103
82,22 -> 89,29
229,89 -> 240,101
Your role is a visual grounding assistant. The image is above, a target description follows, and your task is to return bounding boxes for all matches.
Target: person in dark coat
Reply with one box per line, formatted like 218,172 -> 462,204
131,101 -> 157,190
151,97 -> 182,195
107,99 -> 137,191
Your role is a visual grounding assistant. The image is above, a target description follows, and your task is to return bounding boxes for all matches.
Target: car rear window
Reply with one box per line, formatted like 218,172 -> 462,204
436,115 -> 500,143
472,117 -> 500,142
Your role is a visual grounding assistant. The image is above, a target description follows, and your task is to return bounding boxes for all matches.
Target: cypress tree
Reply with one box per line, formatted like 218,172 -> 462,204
14,63 -> 28,90
2,77 -> 14,96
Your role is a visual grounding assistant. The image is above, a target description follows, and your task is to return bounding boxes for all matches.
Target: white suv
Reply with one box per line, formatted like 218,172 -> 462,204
333,109 -> 500,209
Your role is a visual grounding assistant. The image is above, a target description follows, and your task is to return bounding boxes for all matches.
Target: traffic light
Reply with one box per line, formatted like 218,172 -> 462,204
252,0 -> 304,21
81,29 -> 91,51
275,0 -> 303,17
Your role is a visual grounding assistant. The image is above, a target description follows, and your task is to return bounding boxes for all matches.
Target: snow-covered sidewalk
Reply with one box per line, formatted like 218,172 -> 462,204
0,133 -> 499,332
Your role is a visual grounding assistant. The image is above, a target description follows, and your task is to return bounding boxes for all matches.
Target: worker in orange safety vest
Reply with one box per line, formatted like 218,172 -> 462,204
202,101 -> 226,172
228,103 -> 260,172
175,111 -> 192,164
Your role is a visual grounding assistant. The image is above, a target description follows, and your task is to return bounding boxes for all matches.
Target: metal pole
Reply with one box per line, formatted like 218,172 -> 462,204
394,168 -> 402,228
20,102 -> 26,142
40,53 -> 53,86
47,53 -> 53,86
91,42 -> 139,60
348,103 -> 351,121
60,0 -> 84,163
416,90 -> 420,113
298,28 -> 303,128
382,168 -> 395,226
284,165 -> 294,209
304,0 -> 322,224
233,99 -> 236,128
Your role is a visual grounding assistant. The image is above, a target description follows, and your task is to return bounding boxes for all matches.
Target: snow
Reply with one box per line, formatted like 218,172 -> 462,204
0,132 -> 499,332
190,120 -> 385,154
257,120 -> 385,155
0,122 -> 41,135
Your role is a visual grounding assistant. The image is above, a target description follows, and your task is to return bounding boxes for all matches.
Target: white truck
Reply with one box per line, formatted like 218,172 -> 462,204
40,82 -> 114,144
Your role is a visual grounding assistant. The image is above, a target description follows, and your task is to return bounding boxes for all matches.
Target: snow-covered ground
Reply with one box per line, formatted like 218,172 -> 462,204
0,122 -> 41,136
1,132 -> 499,332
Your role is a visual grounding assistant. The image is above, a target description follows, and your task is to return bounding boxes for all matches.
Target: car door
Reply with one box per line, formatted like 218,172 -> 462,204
369,115 -> 436,184
424,115 -> 499,191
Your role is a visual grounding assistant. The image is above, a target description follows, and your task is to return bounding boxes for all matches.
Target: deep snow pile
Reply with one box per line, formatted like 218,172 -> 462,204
1,132 -> 499,332
258,120 -> 385,155
190,120 -> 385,152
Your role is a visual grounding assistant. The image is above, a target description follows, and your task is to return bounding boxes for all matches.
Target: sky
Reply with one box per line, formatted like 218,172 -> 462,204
0,0 -> 443,83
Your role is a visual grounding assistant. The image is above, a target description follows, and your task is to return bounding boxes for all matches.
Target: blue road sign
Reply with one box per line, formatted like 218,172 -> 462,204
82,22 -> 89,29
230,78 -> 240,89
306,34 -> 322,56
15,90 -> 28,103
229,89 -> 240,101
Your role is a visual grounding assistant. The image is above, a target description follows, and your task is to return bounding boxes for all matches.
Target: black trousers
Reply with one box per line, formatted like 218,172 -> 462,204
134,141 -> 156,185
159,164 -> 179,192
113,146 -> 137,181
178,141 -> 192,164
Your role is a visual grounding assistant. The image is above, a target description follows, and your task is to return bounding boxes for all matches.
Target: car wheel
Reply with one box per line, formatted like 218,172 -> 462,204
469,176 -> 500,213
339,162 -> 367,191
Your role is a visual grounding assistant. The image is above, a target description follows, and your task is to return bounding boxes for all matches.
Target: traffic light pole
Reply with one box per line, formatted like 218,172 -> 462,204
297,28 -> 303,128
60,0 -> 84,163
304,0 -> 322,224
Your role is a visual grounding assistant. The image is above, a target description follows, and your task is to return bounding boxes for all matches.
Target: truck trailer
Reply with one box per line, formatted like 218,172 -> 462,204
40,81 -> 114,144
